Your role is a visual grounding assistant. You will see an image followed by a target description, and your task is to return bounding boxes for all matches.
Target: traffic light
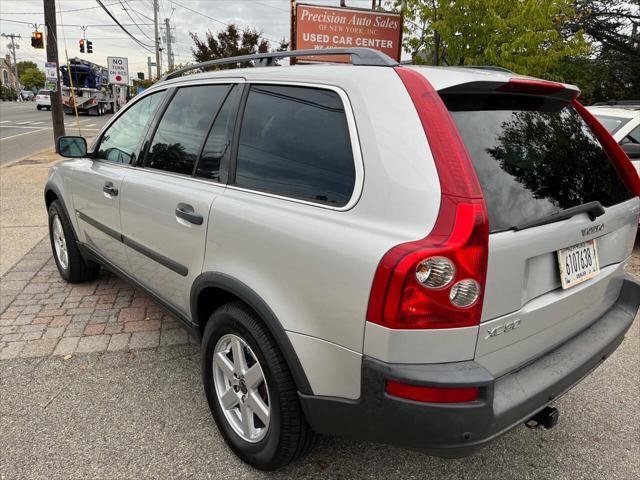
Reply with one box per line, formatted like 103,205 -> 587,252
87,41 -> 93,54
31,31 -> 44,49
79,39 -> 85,53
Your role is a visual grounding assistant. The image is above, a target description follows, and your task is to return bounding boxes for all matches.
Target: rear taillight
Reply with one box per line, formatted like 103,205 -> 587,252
573,100 -> 640,197
365,68 -> 489,330
386,380 -> 479,403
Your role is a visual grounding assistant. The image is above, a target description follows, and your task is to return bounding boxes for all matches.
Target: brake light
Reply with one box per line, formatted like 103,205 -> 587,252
386,380 -> 479,403
365,68 -> 489,330
572,100 -> 640,197
497,78 -> 566,96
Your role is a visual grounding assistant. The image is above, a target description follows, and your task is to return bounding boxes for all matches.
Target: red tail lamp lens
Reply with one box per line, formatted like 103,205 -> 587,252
366,68 -> 490,330
386,380 -> 479,403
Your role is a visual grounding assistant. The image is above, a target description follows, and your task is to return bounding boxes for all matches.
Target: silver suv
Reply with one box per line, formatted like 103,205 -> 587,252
45,48 -> 640,470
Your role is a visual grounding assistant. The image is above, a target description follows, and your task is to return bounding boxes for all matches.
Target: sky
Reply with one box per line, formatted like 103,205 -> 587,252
0,0 -> 381,77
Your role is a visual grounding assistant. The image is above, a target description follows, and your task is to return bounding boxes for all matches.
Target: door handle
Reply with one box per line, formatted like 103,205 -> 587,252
103,182 -> 118,196
175,203 -> 203,225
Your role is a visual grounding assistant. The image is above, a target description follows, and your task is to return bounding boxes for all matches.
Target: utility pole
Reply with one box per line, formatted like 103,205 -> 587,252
1,33 -> 21,90
147,56 -> 152,80
153,0 -> 160,78
43,0 -> 65,140
164,18 -> 173,71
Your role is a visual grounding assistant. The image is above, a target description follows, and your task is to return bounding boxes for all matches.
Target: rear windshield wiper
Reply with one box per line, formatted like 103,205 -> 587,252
513,201 -> 605,231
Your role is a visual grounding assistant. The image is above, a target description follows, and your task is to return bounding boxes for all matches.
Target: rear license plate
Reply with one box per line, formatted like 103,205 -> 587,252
557,240 -> 600,289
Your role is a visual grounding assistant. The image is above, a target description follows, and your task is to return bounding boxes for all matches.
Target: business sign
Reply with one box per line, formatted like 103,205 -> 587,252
107,56 -> 129,85
294,3 -> 403,62
45,62 -> 58,91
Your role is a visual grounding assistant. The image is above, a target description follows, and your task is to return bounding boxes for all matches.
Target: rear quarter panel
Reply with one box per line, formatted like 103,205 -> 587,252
202,67 -> 441,398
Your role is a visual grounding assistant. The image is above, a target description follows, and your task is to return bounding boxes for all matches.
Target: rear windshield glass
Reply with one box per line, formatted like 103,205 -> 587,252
592,114 -> 631,134
37,90 -> 50,96
442,94 -> 633,233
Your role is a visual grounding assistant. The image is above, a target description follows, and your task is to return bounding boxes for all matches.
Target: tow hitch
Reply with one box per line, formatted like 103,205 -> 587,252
525,406 -> 559,430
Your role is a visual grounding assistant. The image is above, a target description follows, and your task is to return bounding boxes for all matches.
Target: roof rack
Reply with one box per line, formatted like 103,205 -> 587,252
161,47 -> 398,81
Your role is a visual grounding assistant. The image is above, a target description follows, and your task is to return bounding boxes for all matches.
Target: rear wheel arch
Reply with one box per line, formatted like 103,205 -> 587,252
191,272 -> 313,395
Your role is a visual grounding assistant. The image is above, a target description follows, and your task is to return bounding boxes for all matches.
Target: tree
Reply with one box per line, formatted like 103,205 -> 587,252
398,0 -> 590,77
552,0 -> 640,103
190,24 -> 288,69
20,67 -> 45,91
16,60 -> 37,77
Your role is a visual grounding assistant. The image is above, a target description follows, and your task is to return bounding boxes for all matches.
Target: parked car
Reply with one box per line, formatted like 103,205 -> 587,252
36,89 -> 51,110
587,102 -> 640,176
20,90 -> 34,101
45,48 -> 640,471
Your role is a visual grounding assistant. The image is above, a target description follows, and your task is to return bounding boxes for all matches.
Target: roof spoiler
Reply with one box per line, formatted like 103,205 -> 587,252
440,78 -> 580,102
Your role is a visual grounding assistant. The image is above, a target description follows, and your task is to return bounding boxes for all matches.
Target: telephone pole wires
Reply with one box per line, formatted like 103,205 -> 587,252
153,0 -> 160,78
43,0 -> 65,140
164,18 -> 174,71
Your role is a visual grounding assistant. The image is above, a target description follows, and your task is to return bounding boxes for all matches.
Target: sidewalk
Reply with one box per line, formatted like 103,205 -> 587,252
0,147 -> 191,358
0,147 -> 60,277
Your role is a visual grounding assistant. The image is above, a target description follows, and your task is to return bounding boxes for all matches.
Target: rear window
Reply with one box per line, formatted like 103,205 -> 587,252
37,90 -> 50,96
591,114 -> 631,134
442,94 -> 633,232
235,85 -> 355,207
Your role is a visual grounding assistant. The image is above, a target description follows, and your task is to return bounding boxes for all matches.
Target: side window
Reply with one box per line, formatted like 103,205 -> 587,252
96,91 -> 165,164
235,85 -> 355,207
196,85 -> 242,181
621,126 -> 640,145
145,84 -> 229,175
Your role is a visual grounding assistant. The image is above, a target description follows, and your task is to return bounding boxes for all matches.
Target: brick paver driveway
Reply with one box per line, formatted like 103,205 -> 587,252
0,238 -> 190,360
3,236 -> 638,361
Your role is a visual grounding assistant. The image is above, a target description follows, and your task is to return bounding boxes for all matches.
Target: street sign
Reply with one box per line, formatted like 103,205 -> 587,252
107,56 -> 129,85
45,62 -> 58,92
45,62 -> 57,80
294,4 -> 403,62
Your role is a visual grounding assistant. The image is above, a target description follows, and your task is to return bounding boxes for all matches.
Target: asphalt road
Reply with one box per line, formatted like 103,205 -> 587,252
0,101 -> 112,166
0,319 -> 638,480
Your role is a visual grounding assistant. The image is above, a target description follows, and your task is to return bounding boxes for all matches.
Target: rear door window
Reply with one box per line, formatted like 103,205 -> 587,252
145,84 -> 230,175
235,84 -> 355,207
196,85 -> 242,182
442,94 -> 633,233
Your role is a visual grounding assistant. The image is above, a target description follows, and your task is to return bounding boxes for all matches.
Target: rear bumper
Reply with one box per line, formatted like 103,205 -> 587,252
299,276 -> 640,457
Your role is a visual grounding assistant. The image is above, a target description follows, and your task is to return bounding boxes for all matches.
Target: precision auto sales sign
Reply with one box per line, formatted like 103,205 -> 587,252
294,3 -> 402,62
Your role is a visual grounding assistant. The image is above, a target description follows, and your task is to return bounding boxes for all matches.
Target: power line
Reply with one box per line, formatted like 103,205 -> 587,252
0,18 -> 153,27
168,0 -> 281,44
94,0 -> 155,52
0,0 -> 140,15
119,0 -> 154,42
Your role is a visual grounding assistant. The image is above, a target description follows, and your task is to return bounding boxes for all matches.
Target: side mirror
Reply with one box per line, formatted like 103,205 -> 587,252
621,143 -> 640,160
56,136 -> 87,158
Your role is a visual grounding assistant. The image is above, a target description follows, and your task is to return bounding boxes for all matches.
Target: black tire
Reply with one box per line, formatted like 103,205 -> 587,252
36,105 -> 41,110
48,200 -> 100,283
201,302 -> 316,470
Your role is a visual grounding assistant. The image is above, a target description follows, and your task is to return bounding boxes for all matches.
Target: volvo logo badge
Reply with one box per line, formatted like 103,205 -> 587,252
581,224 -> 604,237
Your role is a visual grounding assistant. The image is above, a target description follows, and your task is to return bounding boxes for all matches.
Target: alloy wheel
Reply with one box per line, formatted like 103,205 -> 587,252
213,333 -> 271,443
52,215 -> 68,270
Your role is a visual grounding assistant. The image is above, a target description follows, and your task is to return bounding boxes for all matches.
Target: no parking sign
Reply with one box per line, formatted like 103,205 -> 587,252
107,56 -> 129,85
